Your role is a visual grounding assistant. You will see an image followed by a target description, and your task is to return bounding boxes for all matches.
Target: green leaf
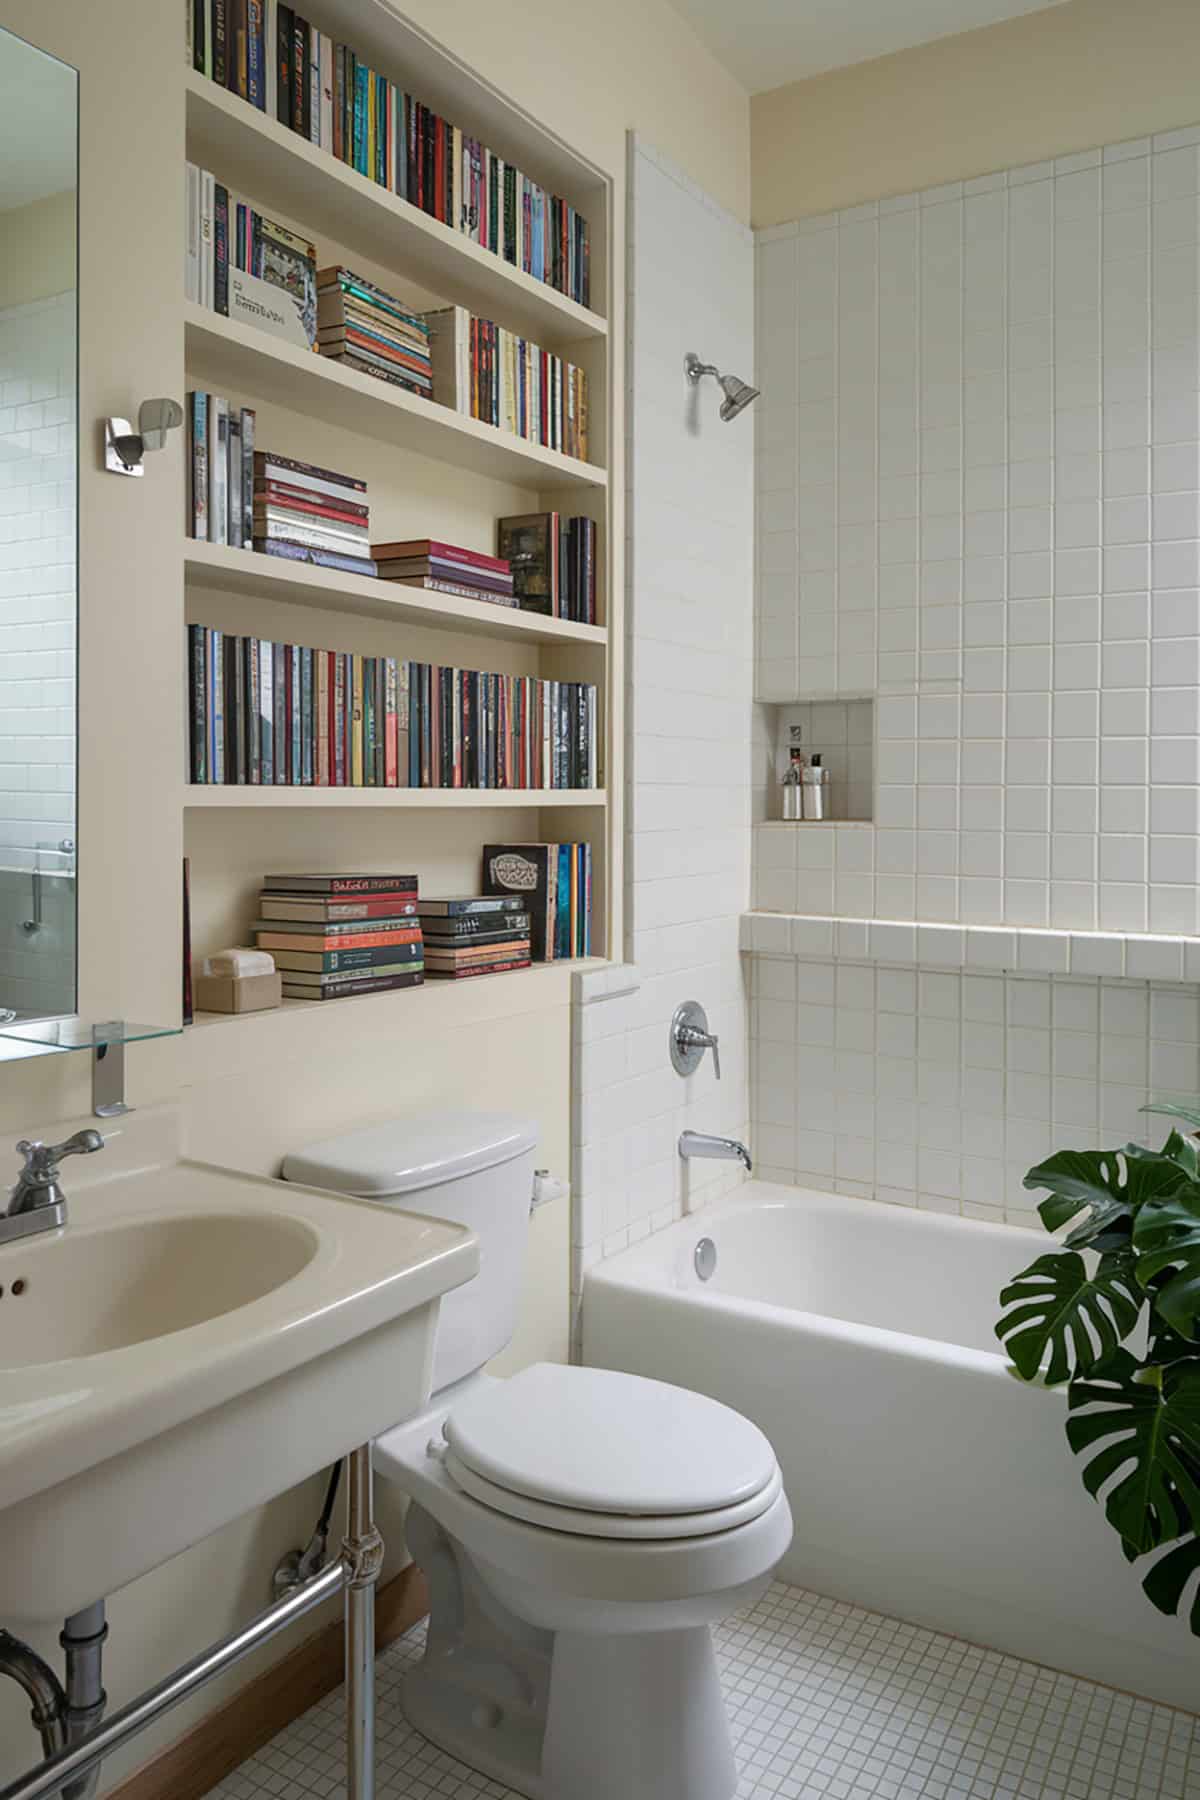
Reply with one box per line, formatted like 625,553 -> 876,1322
1159,1130 -> 1200,1183
1066,1350 -> 1200,1554
1142,1101 -> 1200,1135
1024,1148 -> 1188,1250
1133,1183 -> 1200,1339
996,1249 -> 1143,1384
1139,1534 -> 1200,1632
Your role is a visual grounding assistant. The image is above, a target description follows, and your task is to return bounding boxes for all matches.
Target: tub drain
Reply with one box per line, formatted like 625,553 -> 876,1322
694,1237 -> 717,1281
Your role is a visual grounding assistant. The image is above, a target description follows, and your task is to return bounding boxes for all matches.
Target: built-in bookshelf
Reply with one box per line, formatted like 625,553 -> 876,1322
184,786 -> 607,809
180,5 -> 618,1008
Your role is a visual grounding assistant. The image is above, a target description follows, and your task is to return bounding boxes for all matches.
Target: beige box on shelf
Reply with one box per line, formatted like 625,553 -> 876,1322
194,971 -> 283,1014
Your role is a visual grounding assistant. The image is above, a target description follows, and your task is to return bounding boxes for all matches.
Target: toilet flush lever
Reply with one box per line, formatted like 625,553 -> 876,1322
669,1001 -> 721,1080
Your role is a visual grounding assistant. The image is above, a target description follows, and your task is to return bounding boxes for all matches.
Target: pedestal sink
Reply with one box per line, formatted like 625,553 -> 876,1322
0,1155 -> 478,1623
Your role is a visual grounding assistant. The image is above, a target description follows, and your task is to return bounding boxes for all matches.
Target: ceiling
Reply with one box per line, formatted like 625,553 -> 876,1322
669,0 -> 1070,94
0,29 -> 76,211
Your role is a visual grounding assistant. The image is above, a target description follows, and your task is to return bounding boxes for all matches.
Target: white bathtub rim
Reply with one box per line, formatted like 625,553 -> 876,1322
585,1180 -> 1062,1389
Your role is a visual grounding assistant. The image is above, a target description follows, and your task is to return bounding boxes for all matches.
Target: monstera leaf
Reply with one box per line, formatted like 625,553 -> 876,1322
1140,1534 -> 1200,1632
1142,1102 -> 1200,1135
1066,1349 -> 1200,1554
1133,1178 -> 1200,1340
996,1249 -> 1143,1384
1023,1148 -> 1189,1250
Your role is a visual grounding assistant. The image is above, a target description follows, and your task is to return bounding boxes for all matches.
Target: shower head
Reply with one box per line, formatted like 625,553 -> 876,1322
684,351 -> 760,423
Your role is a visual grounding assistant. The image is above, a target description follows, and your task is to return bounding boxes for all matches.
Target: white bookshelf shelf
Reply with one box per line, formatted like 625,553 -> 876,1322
184,785 -> 607,810
185,540 -> 607,648
188,955 -> 611,1034
184,304 -> 607,493
185,73 -> 607,352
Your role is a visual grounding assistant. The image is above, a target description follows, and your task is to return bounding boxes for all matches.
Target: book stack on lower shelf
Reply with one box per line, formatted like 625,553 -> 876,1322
253,872 -> 422,1000
372,538 -> 516,607
254,451 -> 375,577
417,897 -> 531,980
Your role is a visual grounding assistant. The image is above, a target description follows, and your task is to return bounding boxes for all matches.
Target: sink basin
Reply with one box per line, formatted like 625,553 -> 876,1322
0,1212 -> 319,1366
0,1154 -> 477,1622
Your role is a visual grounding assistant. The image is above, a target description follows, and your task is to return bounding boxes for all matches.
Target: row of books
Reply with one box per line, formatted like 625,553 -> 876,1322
185,178 -> 590,465
186,163 -> 318,350
186,627 -> 600,790
499,513 -> 597,625
186,2 -> 592,309
187,419 -> 377,577
187,392 -> 255,549
426,307 -> 589,461
317,265 -> 431,397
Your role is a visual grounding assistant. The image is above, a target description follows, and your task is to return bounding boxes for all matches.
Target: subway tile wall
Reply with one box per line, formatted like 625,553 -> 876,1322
755,127 -> 1200,933
0,290 -> 76,862
568,141 -> 755,1329
750,955 -> 1200,1225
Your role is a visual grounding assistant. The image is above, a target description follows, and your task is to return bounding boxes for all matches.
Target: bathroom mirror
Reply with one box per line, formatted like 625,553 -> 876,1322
0,26 -> 77,1020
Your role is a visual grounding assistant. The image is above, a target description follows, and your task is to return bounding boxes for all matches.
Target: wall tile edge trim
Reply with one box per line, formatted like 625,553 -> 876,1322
740,914 -> 1198,983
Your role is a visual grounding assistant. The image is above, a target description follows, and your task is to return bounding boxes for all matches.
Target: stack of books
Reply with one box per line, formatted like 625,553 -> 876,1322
253,873 -> 422,1001
316,267 -> 432,397
187,625 -> 599,790
498,513 -> 597,623
252,451 -> 375,577
482,842 -> 592,961
370,539 -> 516,607
417,898 -> 531,980
187,391 -> 255,548
423,307 -> 589,461
187,6 -> 591,308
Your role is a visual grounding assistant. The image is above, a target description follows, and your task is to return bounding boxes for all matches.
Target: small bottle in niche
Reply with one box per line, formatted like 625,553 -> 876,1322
801,753 -> 830,821
781,747 -> 806,821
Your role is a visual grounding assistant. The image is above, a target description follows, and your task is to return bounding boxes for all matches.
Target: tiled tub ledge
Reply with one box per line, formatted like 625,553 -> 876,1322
739,913 -> 1200,983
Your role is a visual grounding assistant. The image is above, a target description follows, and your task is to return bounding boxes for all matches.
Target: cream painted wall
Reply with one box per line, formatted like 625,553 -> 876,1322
751,0 -> 1200,225
0,0 -> 749,1789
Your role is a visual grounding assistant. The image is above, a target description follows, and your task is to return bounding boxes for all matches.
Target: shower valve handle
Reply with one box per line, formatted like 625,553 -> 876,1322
670,1002 -> 721,1080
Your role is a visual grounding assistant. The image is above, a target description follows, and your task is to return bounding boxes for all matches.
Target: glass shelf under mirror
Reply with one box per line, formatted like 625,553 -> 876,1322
0,1020 -> 182,1117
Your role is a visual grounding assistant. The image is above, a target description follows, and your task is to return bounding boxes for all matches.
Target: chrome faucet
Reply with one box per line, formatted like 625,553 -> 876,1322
678,1130 -> 752,1174
1,1131 -> 104,1245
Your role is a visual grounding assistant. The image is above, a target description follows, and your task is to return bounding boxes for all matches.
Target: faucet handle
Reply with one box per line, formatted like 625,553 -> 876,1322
16,1130 -> 103,1178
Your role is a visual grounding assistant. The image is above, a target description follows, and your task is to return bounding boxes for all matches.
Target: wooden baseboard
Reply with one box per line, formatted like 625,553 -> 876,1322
107,1564 -> 429,1800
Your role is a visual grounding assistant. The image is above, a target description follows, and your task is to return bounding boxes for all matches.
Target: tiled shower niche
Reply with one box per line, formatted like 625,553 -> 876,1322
758,697 -> 875,823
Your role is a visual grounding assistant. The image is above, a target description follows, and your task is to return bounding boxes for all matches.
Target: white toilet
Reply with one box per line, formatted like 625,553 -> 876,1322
283,1110 -> 792,1800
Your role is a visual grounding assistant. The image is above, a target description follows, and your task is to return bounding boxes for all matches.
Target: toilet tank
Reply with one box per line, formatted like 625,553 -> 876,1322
282,1110 -> 538,1394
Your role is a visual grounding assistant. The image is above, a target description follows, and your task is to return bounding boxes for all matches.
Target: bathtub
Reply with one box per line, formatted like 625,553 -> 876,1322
582,1181 -> 1197,1712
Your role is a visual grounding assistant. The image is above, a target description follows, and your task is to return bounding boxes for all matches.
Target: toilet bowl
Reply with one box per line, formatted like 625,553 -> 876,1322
283,1113 -> 793,1800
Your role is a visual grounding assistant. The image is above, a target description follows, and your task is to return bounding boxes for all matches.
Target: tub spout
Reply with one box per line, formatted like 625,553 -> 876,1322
678,1131 -> 752,1174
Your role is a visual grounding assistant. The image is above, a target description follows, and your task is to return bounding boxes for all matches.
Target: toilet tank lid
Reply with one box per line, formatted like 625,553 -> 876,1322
281,1110 -> 539,1197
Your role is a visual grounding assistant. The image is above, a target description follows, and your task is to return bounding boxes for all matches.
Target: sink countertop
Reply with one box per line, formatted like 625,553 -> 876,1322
0,1157 -> 478,1514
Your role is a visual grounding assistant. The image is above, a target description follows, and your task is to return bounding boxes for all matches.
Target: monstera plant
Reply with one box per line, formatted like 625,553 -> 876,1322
997,1102 -> 1200,1635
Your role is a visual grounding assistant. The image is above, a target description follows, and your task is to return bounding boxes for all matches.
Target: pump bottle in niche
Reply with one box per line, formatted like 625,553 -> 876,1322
801,753 -> 831,821
780,747 -> 805,821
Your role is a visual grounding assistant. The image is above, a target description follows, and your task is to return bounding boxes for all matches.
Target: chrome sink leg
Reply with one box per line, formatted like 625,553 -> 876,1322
343,1444 -> 383,1800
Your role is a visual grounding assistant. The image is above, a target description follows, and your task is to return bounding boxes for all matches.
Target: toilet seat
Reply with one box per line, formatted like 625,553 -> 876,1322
442,1362 -> 779,1522
442,1450 -> 784,1540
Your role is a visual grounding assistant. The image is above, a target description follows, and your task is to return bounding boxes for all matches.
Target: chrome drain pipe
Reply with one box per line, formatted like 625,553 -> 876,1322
59,1603 -> 107,1800
0,1560 -> 346,1800
0,1632 -> 67,1765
